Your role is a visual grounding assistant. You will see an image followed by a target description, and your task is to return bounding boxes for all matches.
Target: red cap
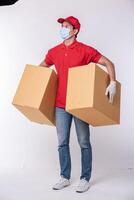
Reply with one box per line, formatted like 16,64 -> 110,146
57,16 -> 81,32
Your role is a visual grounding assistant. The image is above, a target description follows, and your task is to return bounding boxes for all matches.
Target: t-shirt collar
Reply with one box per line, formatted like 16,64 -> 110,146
61,38 -> 78,49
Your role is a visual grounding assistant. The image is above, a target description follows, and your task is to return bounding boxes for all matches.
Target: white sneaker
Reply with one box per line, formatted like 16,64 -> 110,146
52,176 -> 70,190
76,178 -> 90,193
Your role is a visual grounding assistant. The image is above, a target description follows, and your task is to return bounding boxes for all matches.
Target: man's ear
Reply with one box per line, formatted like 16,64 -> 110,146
74,29 -> 78,34
74,29 -> 78,36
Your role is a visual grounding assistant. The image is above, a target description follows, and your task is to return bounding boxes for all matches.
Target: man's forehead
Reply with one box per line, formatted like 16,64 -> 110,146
62,21 -> 72,26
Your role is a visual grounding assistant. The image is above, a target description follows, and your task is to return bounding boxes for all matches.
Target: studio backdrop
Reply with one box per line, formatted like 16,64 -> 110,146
0,0 -> 134,174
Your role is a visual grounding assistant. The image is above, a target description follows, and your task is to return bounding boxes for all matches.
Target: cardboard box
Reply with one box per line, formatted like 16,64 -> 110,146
12,64 -> 58,126
65,63 -> 121,126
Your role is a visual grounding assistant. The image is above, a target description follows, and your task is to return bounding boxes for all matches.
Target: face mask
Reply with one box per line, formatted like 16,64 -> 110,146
59,27 -> 71,40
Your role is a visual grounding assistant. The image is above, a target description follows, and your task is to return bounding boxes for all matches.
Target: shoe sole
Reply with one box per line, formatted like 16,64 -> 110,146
76,186 -> 90,193
52,183 -> 70,190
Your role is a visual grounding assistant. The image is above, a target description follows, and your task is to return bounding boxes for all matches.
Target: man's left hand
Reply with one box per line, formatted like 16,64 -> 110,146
105,80 -> 116,103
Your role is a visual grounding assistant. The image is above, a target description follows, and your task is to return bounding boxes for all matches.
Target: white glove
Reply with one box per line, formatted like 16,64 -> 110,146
105,80 -> 116,103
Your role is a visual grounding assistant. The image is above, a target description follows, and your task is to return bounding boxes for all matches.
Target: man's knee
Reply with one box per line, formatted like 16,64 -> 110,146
78,140 -> 91,149
58,140 -> 69,148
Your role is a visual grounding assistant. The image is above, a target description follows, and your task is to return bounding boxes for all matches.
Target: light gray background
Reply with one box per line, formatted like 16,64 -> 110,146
0,0 -> 134,199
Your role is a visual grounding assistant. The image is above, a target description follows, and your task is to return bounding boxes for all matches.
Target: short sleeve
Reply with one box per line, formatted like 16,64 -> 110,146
85,46 -> 102,63
44,49 -> 54,65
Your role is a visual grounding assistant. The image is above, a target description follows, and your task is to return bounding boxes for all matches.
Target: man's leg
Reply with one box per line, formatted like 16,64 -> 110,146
73,116 -> 92,182
55,106 -> 73,180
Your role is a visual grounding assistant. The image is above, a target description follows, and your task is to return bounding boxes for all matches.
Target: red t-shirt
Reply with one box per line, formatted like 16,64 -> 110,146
44,39 -> 103,108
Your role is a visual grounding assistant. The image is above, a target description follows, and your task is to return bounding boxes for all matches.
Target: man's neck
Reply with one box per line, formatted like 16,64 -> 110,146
64,36 -> 76,46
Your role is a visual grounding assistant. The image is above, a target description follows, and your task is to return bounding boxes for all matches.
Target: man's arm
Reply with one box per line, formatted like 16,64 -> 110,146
97,55 -> 116,81
39,60 -> 52,68
97,55 -> 117,103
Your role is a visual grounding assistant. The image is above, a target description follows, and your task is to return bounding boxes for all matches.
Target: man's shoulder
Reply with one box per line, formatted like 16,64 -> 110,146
77,40 -> 95,50
47,42 -> 63,53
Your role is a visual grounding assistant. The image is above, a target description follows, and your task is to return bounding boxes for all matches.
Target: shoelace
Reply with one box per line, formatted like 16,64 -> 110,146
78,179 -> 88,187
59,176 -> 67,183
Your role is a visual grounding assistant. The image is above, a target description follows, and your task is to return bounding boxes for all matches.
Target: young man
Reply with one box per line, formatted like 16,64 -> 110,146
40,16 -> 116,193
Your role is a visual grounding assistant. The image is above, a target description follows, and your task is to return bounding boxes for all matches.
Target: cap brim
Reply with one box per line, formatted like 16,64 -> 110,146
57,18 -> 65,23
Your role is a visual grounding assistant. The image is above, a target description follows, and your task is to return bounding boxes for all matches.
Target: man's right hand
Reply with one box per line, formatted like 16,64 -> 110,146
39,61 -> 51,68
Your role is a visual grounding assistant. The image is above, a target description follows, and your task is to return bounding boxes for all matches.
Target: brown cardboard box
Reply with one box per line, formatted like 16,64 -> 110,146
66,63 -> 121,126
12,64 -> 58,126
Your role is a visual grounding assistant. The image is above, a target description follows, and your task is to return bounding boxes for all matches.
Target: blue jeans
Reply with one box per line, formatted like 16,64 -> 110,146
55,106 -> 92,182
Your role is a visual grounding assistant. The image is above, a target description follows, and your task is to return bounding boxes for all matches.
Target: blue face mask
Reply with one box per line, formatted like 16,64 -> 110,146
59,27 -> 71,40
